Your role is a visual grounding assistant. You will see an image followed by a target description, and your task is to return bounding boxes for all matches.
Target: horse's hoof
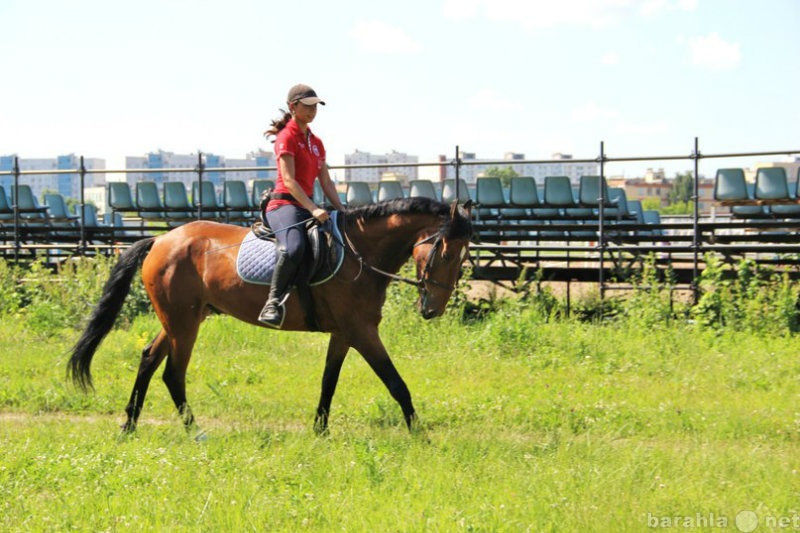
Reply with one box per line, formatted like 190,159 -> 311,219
193,429 -> 209,443
313,414 -> 330,436
117,424 -> 136,441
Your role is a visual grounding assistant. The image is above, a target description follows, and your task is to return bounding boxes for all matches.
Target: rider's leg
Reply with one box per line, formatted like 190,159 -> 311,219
258,205 -> 308,328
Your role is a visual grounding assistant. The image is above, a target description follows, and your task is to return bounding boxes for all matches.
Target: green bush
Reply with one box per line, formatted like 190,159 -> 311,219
692,255 -> 800,335
620,254 -> 688,328
3,250 -> 800,337
0,260 -> 23,313
0,256 -> 150,334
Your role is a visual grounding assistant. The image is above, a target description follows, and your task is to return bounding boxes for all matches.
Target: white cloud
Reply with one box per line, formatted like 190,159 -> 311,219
469,89 -> 514,111
617,119 -> 669,135
441,0 -> 481,19
571,102 -> 619,122
687,32 -> 741,71
601,52 -> 620,65
349,20 -> 423,54
640,0 -> 696,17
443,0 -> 697,29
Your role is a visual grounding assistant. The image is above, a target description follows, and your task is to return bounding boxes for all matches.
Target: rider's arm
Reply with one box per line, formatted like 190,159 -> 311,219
317,164 -> 346,211
278,154 -> 327,219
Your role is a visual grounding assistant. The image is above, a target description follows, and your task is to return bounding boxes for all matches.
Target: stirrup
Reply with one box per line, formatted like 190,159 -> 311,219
258,300 -> 285,329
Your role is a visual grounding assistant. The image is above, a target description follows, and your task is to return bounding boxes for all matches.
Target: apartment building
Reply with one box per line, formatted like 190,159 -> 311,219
441,151 -> 599,185
124,150 -> 276,190
0,154 -> 105,201
344,150 -> 419,184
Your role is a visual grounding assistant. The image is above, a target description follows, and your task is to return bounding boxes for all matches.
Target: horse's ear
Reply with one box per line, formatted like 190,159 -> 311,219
460,199 -> 473,218
449,200 -> 459,220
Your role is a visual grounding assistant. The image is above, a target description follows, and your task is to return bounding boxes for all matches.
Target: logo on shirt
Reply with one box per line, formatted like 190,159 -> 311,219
311,144 -> 320,157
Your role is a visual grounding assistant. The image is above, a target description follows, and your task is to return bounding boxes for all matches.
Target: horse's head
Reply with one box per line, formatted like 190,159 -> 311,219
412,201 -> 473,319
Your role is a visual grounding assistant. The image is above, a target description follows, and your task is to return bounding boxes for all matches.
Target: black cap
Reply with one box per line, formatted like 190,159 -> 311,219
287,84 -> 325,105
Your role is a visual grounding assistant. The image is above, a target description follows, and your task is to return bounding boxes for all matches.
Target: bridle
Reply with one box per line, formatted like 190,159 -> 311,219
341,229 -> 458,294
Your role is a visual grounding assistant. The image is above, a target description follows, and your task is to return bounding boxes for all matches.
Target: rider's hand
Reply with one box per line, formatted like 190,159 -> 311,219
312,207 -> 330,223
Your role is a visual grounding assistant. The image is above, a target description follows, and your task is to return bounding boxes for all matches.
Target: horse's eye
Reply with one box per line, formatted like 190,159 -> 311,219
442,252 -> 452,262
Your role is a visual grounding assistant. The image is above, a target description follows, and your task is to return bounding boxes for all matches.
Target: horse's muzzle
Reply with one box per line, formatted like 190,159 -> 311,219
421,308 -> 440,320
418,298 -> 444,319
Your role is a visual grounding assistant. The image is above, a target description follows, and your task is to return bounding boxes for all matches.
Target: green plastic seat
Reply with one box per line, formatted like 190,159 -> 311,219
44,193 -> 79,225
108,182 -> 137,212
191,180 -> 222,217
252,179 -> 275,208
441,178 -> 471,204
12,185 -> 47,222
0,185 -> 12,221
755,167 -> 790,200
163,182 -> 193,220
223,180 -> 251,223
136,181 -> 165,219
408,179 -> 438,200
377,181 -> 404,202
713,168 -> 749,202
543,176 -> 576,208
346,181 -> 374,206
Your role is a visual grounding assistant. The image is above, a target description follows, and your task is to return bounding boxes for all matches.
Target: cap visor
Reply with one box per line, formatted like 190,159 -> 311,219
298,96 -> 325,105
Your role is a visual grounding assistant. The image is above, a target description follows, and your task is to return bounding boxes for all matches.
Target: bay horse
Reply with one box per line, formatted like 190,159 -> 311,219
68,197 -> 472,434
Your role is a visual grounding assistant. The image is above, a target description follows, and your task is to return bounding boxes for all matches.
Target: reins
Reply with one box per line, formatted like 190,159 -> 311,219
340,222 -> 455,292
203,209 -> 459,294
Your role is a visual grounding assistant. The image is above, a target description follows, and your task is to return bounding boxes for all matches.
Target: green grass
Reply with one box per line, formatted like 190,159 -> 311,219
0,303 -> 798,532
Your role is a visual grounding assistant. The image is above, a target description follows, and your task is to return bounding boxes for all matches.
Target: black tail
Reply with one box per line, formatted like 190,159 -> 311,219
68,238 -> 156,390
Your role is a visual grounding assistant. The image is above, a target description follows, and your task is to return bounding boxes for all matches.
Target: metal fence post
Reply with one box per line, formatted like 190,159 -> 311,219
454,145 -> 461,201
12,156 -> 20,262
691,136 -> 701,305
79,155 -> 87,253
598,141 -> 607,301
196,152 -> 204,219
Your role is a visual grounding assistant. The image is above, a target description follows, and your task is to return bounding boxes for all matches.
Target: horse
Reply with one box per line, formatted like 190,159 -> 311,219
68,197 -> 472,435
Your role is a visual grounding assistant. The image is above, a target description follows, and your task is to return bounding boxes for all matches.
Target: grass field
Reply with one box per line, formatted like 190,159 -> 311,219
1,291 -> 798,532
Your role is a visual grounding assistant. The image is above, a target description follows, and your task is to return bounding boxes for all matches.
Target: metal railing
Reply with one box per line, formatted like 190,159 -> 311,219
2,138 -> 799,302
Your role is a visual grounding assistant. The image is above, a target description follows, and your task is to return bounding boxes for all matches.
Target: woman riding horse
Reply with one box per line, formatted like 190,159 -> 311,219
259,84 -> 345,328
68,197 -> 472,434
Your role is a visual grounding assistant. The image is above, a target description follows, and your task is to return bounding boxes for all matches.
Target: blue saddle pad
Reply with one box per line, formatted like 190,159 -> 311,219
235,211 -> 345,286
236,232 -> 279,285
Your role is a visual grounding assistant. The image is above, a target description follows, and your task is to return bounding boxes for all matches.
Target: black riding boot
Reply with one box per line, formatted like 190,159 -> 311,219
258,250 -> 297,328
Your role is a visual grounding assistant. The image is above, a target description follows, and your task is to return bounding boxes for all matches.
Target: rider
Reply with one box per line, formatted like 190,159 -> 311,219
258,83 -> 346,328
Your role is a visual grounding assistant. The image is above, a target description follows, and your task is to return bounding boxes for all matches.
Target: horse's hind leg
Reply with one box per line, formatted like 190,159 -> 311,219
122,330 -> 170,433
161,321 -> 202,434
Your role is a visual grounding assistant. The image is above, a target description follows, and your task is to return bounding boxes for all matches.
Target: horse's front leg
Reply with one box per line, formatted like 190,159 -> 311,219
314,333 -> 350,434
351,327 -> 417,430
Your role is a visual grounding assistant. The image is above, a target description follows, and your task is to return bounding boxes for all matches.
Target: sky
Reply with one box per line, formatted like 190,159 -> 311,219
1,0 -> 798,179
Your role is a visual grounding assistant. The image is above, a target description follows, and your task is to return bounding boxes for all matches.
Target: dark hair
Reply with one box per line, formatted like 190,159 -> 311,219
263,108 -> 292,141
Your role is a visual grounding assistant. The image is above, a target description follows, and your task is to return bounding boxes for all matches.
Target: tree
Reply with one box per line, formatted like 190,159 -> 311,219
483,166 -> 519,188
669,171 -> 694,205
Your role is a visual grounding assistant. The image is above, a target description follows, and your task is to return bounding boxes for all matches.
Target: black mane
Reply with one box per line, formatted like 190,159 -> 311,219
345,197 -> 472,240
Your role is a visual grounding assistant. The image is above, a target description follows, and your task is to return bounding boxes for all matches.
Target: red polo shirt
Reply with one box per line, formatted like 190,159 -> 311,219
268,118 -> 326,211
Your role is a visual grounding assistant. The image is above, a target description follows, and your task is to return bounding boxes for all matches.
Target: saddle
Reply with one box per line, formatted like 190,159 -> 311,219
236,210 -> 345,287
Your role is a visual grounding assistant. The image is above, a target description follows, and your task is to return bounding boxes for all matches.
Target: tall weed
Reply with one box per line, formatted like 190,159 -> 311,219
692,255 -> 800,335
4,250 -> 800,337
620,253 -> 687,328
0,256 -> 150,333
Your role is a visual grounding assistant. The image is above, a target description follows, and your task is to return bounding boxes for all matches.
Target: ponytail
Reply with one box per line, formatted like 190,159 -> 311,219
264,109 -> 293,142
